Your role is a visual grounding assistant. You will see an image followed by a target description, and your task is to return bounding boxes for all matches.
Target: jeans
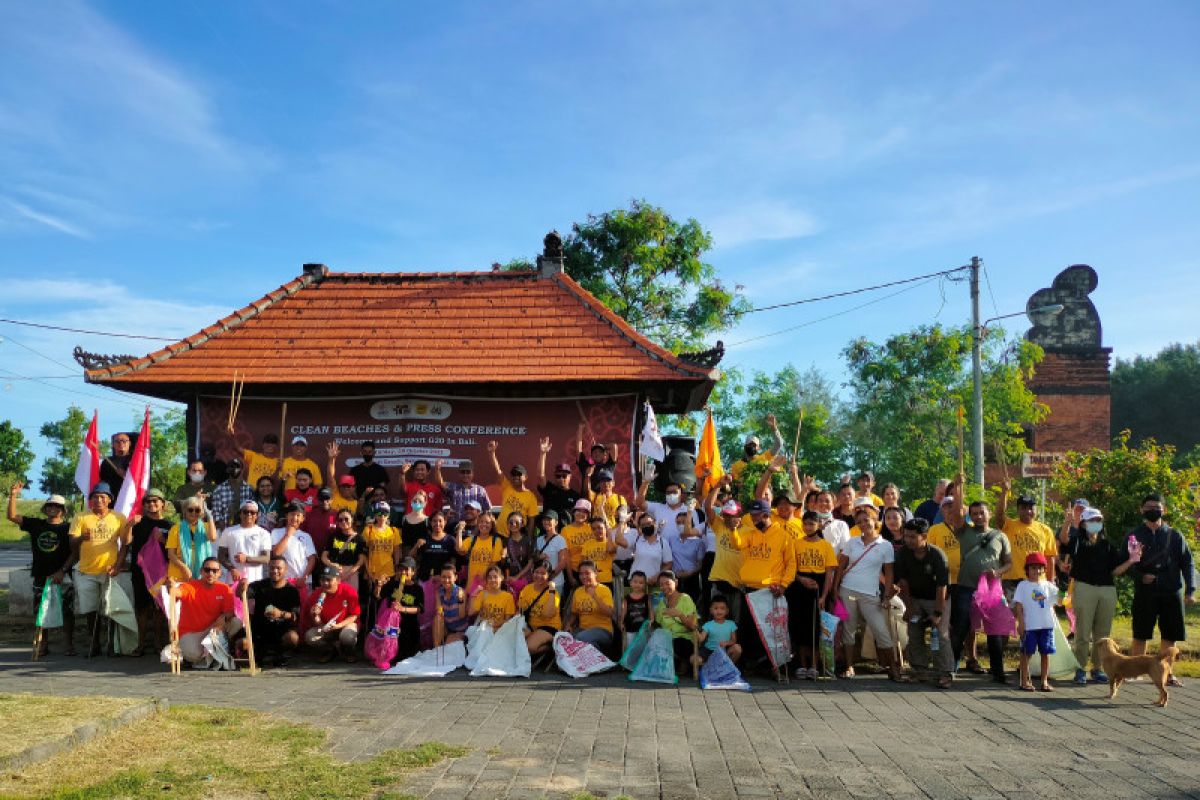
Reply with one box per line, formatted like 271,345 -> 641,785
949,584 -> 1005,678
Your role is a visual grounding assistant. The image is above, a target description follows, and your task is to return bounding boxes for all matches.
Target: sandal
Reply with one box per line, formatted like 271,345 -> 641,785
1038,684 -> 1054,692
837,667 -> 855,679
1020,683 -> 1036,692
937,676 -> 953,689
965,659 -> 987,675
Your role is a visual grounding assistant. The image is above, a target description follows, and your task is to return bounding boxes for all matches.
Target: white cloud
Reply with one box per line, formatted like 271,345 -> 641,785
709,201 -> 821,249
3,199 -> 91,239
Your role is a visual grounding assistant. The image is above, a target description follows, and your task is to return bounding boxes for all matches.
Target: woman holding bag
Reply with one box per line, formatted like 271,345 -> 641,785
949,499 -> 1013,684
834,502 -> 899,680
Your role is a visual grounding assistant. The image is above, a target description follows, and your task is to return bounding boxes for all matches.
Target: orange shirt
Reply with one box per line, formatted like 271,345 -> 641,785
177,580 -> 235,637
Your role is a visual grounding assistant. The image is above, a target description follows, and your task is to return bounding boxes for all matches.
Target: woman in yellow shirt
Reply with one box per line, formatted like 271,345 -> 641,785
569,561 -> 615,650
789,511 -> 838,679
468,565 -> 516,630
456,512 -> 506,592
519,560 -> 560,656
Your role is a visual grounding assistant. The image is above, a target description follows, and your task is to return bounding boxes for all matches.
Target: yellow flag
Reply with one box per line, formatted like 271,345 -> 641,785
695,410 -> 724,495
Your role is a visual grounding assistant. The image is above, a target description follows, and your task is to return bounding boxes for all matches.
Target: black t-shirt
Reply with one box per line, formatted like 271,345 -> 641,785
350,461 -> 390,498
379,576 -> 425,621
99,455 -> 131,498
1063,532 -> 1124,587
624,593 -> 652,631
323,533 -> 365,567
20,517 -> 71,580
417,535 -> 456,580
130,517 -> 172,572
400,517 -> 431,550
894,545 -> 950,601
247,579 -> 302,626
538,482 -> 584,524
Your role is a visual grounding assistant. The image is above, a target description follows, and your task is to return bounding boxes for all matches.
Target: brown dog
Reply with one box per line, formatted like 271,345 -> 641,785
1094,638 -> 1180,707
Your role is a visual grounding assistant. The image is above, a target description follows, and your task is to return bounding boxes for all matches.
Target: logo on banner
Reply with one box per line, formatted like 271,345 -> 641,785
369,399 -> 453,420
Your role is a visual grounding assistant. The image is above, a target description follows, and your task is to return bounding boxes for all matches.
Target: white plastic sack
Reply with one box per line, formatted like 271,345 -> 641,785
700,644 -> 751,692
629,627 -> 678,685
745,588 -> 791,670
384,641 -> 467,677
1029,616 -> 1081,679
104,578 -> 140,656
552,632 -> 616,678
467,616 -> 531,678
35,582 -> 63,629
861,594 -> 907,661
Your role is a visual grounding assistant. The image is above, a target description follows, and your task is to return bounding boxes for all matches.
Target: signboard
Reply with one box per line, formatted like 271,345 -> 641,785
1020,451 -> 1065,479
199,394 -> 638,498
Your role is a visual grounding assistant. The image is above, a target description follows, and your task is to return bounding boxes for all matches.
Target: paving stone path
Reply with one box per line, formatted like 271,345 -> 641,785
2,643 -> 1198,799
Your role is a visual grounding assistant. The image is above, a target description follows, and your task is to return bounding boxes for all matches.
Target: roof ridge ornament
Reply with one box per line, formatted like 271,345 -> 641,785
537,230 -> 564,278
73,346 -> 136,371
677,340 -> 725,368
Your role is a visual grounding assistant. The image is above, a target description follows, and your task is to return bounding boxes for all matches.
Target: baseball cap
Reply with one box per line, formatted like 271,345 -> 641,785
1024,552 -> 1048,568
143,488 -> 166,501
555,462 -> 573,474
318,487 -> 333,500
747,499 -> 771,515
1073,498 -> 1089,507
338,475 -> 355,486
573,499 -> 592,512
291,435 -> 308,445
720,500 -> 742,516
240,500 -> 258,512
44,494 -> 67,507
745,435 -> 761,446
852,497 -> 876,510
1017,494 -> 1037,506
595,470 -> 614,482
399,556 -> 418,570
940,495 -> 955,506
372,501 -> 391,514
540,509 -> 559,522
510,464 -> 527,476
317,565 -> 339,580
464,500 -> 482,512
1080,507 -> 1104,522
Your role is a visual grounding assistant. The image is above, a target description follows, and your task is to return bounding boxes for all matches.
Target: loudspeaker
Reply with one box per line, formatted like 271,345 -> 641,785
656,442 -> 697,493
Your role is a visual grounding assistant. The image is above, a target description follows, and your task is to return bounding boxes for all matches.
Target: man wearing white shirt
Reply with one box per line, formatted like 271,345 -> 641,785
814,490 -> 850,552
636,479 -> 699,550
218,500 -> 272,584
269,502 -> 317,584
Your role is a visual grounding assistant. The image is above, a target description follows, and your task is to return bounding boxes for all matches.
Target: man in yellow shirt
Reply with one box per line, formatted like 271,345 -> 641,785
240,433 -> 282,488
282,436 -> 323,492
731,499 -> 795,668
996,480 -> 1057,587
486,440 -> 539,537
728,414 -> 785,485
68,482 -> 128,656
331,476 -> 359,514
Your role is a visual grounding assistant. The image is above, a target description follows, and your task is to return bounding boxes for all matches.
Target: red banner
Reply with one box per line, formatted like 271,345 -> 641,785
200,394 -> 638,498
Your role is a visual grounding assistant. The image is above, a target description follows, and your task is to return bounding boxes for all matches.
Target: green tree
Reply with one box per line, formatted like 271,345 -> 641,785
1112,341 -> 1200,465
142,408 -> 188,494
514,199 -> 750,351
842,324 -> 1047,497
39,406 -> 90,498
0,420 -> 35,493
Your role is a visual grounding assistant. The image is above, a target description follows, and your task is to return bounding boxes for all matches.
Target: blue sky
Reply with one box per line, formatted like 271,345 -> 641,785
1,1 -> 1198,479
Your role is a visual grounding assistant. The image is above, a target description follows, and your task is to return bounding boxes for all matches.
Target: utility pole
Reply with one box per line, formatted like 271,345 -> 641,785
970,256 -> 985,488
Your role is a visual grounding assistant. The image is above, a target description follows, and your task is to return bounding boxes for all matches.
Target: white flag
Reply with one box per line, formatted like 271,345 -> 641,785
639,400 -> 665,462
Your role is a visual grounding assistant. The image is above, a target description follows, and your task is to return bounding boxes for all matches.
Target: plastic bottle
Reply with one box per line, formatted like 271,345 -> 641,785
930,627 -> 941,652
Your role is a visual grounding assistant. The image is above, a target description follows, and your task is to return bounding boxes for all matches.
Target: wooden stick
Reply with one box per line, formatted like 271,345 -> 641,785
791,408 -> 804,464
994,438 -> 1010,483
956,406 -> 966,479
168,596 -> 181,676
227,372 -> 245,433
277,402 -> 288,475
240,582 -> 260,676
31,627 -> 43,662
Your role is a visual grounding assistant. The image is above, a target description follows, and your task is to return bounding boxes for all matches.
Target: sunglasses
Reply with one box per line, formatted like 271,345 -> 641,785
508,519 -> 523,526
240,509 -> 258,515
185,509 -> 202,515
201,567 -> 220,574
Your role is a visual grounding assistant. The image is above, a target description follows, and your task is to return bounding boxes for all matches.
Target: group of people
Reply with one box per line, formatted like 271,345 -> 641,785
9,421 -> 1194,691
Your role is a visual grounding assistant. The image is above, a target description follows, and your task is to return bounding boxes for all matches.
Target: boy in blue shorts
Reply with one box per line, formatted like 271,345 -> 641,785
1013,552 -> 1059,692
698,595 -> 741,664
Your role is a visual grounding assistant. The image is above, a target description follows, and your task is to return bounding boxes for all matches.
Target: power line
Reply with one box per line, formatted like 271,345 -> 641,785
727,276 -> 941,348
982,263 -> 1001,318
0,317 -> 176,341
742,265 -> 970,314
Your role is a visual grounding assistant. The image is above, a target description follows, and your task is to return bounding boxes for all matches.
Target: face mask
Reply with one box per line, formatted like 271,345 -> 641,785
1084,521 -> 1103,535
640,525 -> 655,535
817,511 -> 832,521
665,492 -> 681,505
188,471 -> 204,483
362,454 -> 374,462
411,501 -> 425,512
1143,509 -> 1163,523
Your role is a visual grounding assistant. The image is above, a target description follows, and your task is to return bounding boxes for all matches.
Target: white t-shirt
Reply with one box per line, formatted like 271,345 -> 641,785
535,534 -> 570,593
270,527 -> 317,581
821,518 -> 850,552
838,536 -> 895,596
1012,579 -> 1059,630
218,525 -> 272,584
644,501 -> 699,550
628,534 -> 674,581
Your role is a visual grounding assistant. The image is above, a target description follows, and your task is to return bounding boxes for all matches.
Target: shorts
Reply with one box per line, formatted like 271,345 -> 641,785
1021,628 -> 1055,655
74,570 -> 133,615
1131,590 -> 1186,642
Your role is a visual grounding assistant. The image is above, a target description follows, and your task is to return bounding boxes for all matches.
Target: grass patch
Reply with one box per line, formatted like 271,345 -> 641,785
0,500 -> 41,545
0,702 -> 466,800
0,694 -> 141,762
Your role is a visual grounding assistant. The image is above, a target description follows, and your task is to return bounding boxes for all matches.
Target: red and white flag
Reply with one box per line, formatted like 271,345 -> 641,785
74,410 -> 101,497
115,408 -> 152,518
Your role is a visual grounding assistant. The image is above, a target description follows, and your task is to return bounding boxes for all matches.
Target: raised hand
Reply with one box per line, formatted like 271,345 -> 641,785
766,413 -> 778,429
10,481 -> 23,496
768,453 -> 788,472
326,441 -> 340,458
486,441 -> 498,454
539,436 -> 552,454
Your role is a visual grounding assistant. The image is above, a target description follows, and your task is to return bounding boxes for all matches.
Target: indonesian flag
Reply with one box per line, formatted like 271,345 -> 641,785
74,410 -> 101,497
695,409 -> 724,496
115,408 -> 152,518
638,400 -> 665,462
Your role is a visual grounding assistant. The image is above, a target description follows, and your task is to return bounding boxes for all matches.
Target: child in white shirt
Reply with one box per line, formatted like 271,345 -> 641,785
1013,552 -> 1060,692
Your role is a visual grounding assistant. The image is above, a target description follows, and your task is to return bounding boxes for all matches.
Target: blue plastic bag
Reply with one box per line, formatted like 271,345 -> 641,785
699,644 -> 751,691
629,627 -> 678,685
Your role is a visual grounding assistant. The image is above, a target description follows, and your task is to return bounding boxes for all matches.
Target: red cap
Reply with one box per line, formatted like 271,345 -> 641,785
1024,552 -> 1048,568
338,475 -> 355,486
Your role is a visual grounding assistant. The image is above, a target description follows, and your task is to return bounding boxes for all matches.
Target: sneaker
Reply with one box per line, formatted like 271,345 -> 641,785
1168,675 -> 1183,688
1074,668 -> 1088,686
1090,669 -> 1109,684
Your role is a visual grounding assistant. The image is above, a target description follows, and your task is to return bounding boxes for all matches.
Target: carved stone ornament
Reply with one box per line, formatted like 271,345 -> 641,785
677,340 -> 725,368
73,346 -> 136,371
1025,264 -> 1102,350
542,230 -> 564,261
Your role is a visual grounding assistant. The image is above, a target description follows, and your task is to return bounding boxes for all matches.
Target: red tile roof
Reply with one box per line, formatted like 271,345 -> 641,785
84,268 -> 719,388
